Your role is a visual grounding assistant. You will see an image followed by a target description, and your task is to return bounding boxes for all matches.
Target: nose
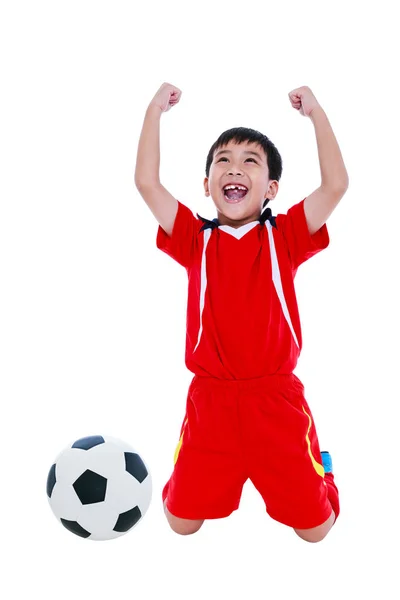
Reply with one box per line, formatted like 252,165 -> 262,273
227,166 -> 244,176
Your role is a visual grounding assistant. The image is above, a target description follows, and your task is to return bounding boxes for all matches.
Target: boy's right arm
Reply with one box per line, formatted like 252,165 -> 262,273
134,85 -> 182,237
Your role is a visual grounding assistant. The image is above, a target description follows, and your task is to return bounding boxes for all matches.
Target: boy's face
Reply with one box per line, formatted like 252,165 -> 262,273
204,141 -> 279,228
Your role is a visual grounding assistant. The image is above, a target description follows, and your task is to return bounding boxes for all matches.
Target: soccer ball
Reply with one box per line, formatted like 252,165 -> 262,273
46,435 -> 152,541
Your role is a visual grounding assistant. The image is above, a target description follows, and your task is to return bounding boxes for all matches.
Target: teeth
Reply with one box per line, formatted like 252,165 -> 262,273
224,185 -> 248,191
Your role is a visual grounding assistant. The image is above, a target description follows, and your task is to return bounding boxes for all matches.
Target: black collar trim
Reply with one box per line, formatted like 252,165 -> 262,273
197,207 -> 277,232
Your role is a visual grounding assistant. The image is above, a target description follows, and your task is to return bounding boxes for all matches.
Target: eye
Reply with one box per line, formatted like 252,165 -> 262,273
217,157 -> 257,163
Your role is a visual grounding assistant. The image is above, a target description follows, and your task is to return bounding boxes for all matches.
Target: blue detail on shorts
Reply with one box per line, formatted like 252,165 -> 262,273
321,451 -> 333,473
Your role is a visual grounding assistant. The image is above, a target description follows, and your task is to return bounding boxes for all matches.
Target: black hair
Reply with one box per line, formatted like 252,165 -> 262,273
205,127 -> 283,208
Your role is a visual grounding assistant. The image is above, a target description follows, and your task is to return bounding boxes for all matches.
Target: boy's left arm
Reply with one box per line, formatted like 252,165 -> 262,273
288,86 -> 349,236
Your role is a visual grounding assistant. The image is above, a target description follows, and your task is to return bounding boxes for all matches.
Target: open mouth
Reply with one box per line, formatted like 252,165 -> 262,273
223,184 -> 249,203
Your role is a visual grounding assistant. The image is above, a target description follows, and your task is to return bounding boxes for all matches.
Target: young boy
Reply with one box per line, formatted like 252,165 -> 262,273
134,82 -> 349,543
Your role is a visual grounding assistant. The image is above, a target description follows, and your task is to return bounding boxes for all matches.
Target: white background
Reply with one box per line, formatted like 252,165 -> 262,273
1,0 -> 399,598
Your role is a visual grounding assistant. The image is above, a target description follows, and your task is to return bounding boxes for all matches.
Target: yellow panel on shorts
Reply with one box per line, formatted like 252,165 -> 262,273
174,418 -> 188,465
302,406 -> 325,478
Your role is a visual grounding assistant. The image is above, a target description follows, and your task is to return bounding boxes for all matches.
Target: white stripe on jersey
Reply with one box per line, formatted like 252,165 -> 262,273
193,228 -> 212,352
266,221 -> 299,348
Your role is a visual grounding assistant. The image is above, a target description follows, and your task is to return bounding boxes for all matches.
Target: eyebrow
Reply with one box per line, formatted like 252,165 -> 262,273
215,149 -> 264,161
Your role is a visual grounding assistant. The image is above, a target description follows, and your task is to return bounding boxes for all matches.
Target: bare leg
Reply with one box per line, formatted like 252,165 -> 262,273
163,499 -> 205,535
294,509 -> 335,543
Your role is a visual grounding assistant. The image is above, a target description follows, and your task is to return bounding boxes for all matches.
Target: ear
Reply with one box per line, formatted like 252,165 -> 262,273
204,177 -> 210,196
267,180 -> 279,200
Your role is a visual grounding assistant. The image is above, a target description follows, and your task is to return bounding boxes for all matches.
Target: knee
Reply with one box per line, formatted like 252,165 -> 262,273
294,510 -> 335,543
168,520 -> 204,535
294,528 -> 329,543
164,500 -> 204,535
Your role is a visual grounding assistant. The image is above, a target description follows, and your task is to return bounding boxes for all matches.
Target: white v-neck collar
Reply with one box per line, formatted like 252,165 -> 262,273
218,221 -> 259,240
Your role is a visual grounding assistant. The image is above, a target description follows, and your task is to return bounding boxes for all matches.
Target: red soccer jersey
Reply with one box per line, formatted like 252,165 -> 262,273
156,199 -> 329,379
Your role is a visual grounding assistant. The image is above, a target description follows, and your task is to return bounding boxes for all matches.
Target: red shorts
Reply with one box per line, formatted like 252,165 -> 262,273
163,373 -> 333,529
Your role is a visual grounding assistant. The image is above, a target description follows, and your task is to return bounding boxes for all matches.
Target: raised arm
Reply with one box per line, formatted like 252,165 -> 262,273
134,83 -> 182,236
288,86 -> 349,235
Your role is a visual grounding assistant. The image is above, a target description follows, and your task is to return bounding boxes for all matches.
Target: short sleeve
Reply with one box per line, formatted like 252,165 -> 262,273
156,200 -> 199,268
276,198 -> 330,270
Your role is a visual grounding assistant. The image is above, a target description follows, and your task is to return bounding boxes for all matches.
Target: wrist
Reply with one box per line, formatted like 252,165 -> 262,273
309,105 -> 325,121
147,103 -> 163,117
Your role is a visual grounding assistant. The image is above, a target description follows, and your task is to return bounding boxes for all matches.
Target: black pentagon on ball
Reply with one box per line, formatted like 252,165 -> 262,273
73,469 -> 107,504
46,463 -> 56,498
61,518 -> 91,538
125,452 -> 148,483
113,505 -> 142,532
72,435 -> 105,450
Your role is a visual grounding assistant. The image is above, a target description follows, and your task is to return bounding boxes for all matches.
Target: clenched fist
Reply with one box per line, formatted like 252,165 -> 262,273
150,82 -> 182,113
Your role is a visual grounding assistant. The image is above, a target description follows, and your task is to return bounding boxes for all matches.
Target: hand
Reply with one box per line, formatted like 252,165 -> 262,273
288,86 -> 320,117
149,82 -> 182,113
